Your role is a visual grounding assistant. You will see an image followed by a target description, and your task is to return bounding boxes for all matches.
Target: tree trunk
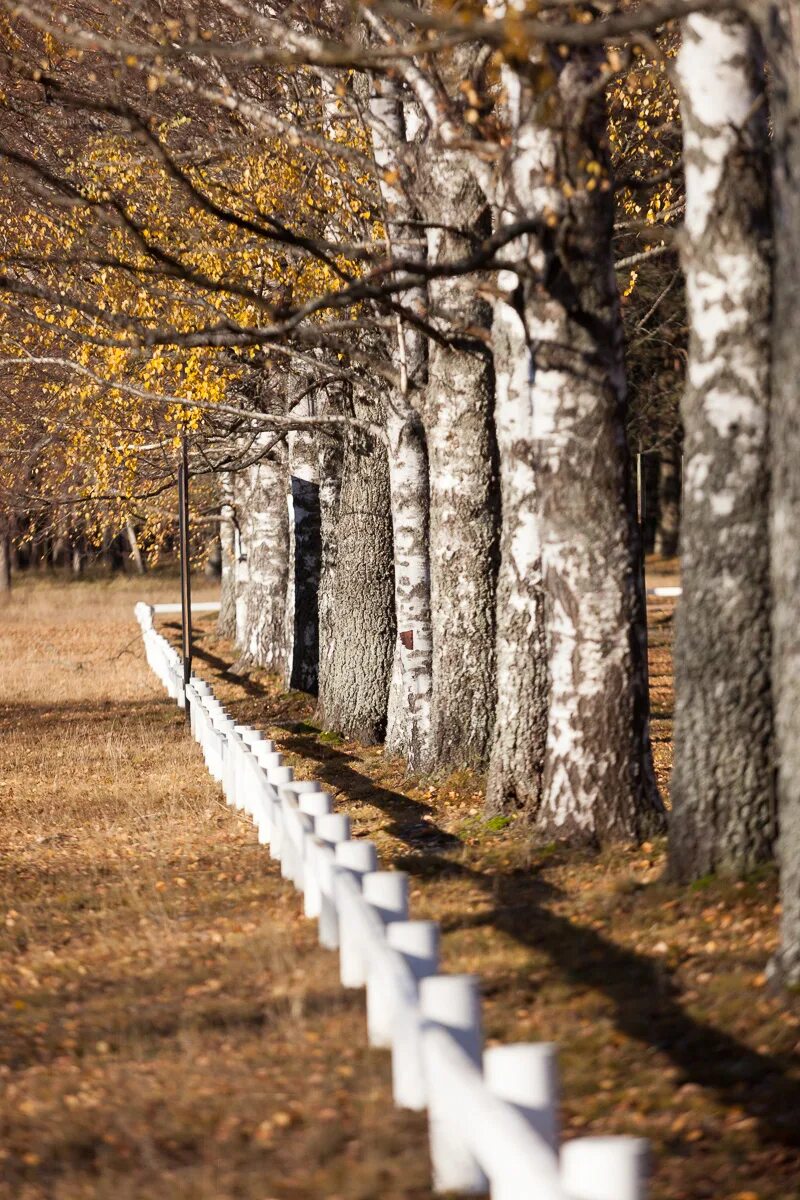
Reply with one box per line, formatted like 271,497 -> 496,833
125,520 -> 146,575
761,0 -> 800,985
654,434 -> 681,558
284,392 -> 322,694
384,408 -> 433,768
669,13 -> 775,883
217,472 -> 237,639
233,436 -> 289,674
367,80 -> 435,769
0,525 -> 11,593
423,160 -> 500,771
317,412 -> 395,743
486,293 -> 548,815
495,51 -> 662,843
316,409 -> 344,722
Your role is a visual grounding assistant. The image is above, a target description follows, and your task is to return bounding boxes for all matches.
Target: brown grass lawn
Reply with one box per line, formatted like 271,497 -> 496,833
2,567 -> 799,1200
0,575 -> 429,1200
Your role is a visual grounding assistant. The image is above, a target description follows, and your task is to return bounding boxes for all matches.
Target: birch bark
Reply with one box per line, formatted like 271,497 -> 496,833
488,51 -> 661,841
422,160 -> 500,770
316,404 -> 395,742
367,80 -> 434,768
217,471 -> 237,639
760,0 -> 800,985
669,13 -> 775,882
233,435 -> 289,675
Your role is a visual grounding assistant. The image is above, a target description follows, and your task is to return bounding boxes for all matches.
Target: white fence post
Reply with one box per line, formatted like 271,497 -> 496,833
484,1043 -> 559,1200
420,975 -> 487,1195
387,920 -> 440,1110
363,872 -> 409,1047
561,1137 -> 649,1200
315,814 -> 351,948
335,841 -> 379,988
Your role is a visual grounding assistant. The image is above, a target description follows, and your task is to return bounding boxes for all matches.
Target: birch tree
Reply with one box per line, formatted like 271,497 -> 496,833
488,46 -> 663,841
760,0 -> 800,986
669,12 -> 775,882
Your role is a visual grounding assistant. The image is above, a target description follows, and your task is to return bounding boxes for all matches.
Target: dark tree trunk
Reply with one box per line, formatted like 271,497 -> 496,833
0,526 -> 11,593
285,392 -> 321,694
669,13 -> 776,883
761,0 -> 800,985
654,435 -> 681,558
317,414 -> 395,744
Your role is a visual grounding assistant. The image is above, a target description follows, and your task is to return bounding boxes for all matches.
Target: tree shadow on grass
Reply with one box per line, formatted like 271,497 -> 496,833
168,626 -> 800,1155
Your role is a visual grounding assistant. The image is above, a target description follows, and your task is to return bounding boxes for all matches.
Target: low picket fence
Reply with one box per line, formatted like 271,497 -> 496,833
134,601 -> 650,1200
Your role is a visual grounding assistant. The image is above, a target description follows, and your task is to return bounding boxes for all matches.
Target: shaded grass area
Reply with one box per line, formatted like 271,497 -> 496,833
182,559 -> 800,1200
0,576 -> 430,1200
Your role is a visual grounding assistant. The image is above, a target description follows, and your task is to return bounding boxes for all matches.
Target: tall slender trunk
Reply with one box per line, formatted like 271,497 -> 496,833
486,295 -> 548,814
233,435 -> 289,675
669,13 -> 775,882
492,52 -> 661,842
217,472 -> 237,639
285,391 -> 321,694
384,408 -> 433,768
761,0 -> 800,985
125,520 -> 146,575
422,160 -> 500,770
0,523 -> 11,593
316,405 -> 344,724
367,80 -> 434,768
654,433 -> 681,558
317,409 -> 395,742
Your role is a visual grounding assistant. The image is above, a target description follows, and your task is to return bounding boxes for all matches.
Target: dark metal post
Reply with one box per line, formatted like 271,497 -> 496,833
178,431 -> 192,724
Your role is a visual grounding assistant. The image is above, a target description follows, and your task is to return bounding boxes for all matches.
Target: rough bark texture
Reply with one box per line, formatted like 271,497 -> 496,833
284,393 -> 321,694
0,527 -> 10,593
217,472 -> 237,639
654,435 -> 681,558
233,437 -> 289,675
486,295 -> 548,815
316,415 -> 395,743
316,413 -> 344,713
494,53 -> 662,843
367,81 -> 434,768
423,161 -> 500,770
762,0 -> 800,985
669,14 -> 776,883
384,408 -> 433,768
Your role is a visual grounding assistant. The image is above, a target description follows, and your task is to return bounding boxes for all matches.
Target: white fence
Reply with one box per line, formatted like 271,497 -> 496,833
135,601 -> 650,1200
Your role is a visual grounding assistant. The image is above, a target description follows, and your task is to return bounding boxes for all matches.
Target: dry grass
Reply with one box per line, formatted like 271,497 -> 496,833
0,574 -> 430,1200
4,566 -> 799,1200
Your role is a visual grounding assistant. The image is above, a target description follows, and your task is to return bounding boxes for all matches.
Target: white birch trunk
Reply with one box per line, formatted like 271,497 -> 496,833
761,0 -> 800,985
423,162 -> 499,768
669,14 -> 775,881
368,80 -> 434,767
233,434 -> 289,675
217,471 -> 237,639
488,53 -> 661,841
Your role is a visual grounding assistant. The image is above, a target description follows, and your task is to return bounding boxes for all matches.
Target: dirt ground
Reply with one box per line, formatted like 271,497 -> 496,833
0,575 -> 430,1200
2,566 -> 799,1200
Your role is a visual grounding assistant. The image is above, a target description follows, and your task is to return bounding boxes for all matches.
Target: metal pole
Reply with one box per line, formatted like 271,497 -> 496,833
178,431 -> 192,724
